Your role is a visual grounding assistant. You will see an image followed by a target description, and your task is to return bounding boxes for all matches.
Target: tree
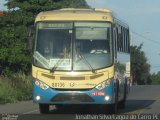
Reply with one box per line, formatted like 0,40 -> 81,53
0,0 -> 89,76
131,44 -> 151,85
151,72 -> 160,84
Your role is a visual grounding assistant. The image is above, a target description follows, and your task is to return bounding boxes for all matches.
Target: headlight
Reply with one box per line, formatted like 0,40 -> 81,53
96,79 -> 112,90
35,79 -> 49,90
35,95 -> 41,101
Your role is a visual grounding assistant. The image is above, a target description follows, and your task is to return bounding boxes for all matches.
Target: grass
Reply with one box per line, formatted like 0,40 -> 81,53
0,72 -> 32,103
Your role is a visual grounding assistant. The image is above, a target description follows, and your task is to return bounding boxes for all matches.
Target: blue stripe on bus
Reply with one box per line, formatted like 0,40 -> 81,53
33,80 -> 114,104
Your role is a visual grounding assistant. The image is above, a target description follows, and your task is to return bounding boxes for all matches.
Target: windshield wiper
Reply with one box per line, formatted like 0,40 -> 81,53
50,59 -> 64,73
76,50 -> 96,73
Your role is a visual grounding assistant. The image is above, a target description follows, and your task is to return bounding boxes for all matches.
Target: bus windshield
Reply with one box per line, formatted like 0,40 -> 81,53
33,22 -> 112,71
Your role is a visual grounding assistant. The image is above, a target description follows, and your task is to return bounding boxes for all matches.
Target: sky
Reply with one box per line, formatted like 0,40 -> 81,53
0,0 -> 160,73
0,0 -> 6,10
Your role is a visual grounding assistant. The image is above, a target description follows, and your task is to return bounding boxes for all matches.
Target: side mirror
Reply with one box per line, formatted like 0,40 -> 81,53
27,26 -> 34,51
112,23 -> 116,28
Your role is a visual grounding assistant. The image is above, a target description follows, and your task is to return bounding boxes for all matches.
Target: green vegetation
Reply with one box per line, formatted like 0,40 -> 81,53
131,44 -> 152,85
151,72 -> 160,84
0,0 -> 89,103
0,0 -> 89,76
0,72 -> 32,103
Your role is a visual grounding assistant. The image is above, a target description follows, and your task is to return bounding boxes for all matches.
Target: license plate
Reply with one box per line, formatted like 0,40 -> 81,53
92,91 -> 105,96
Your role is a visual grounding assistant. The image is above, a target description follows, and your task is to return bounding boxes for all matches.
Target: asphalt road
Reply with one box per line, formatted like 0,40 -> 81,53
0,85 -> 160,120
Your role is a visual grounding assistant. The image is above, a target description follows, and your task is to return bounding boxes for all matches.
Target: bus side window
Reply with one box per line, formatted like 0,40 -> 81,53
113,27 -> 118,59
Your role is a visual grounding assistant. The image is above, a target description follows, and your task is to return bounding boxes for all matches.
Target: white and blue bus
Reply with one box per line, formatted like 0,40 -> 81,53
31,8 -> 130,114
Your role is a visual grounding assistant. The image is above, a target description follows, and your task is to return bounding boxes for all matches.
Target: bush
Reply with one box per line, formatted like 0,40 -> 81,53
0,80 -> 17,103
0,72 -> 32,103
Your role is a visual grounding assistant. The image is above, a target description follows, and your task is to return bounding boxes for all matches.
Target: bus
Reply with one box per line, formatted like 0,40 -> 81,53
31,8 -> 130,114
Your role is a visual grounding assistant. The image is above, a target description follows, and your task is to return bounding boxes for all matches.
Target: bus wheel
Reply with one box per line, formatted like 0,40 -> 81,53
108,88 -> 118,114
118,99 -> 126,109
108,103 -> 117,114
55,104 -> 64,110
118,83 -> 127,109
39,104 -> 49,114
108,96 -> 118,114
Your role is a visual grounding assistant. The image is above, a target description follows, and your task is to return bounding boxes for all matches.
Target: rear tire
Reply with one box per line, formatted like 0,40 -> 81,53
39,104 -> 49,114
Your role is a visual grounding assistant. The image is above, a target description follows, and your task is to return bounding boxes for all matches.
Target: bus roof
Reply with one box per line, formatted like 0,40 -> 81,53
35,8 -> 113,22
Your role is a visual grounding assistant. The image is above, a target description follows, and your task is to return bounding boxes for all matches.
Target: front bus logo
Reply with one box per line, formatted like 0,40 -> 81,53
70,82 -> 75,87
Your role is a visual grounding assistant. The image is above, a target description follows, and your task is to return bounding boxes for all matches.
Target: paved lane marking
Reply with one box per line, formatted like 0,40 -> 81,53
22,109 -> 39,114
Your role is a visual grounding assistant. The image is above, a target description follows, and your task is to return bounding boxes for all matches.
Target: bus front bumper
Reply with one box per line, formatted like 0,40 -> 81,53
33,81 -> 115,105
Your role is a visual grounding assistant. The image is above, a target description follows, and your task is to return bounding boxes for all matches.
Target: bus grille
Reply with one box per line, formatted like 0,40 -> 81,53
60,76 -> 85,80
53,88 -> 92,91
50,93 -> 94,102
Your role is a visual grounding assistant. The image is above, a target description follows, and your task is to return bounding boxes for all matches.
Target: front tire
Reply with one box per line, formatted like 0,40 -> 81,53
39,104 -> 49,114
118,79 -> 127,109
108,83 -> 118,114
108,103 -> 117,114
